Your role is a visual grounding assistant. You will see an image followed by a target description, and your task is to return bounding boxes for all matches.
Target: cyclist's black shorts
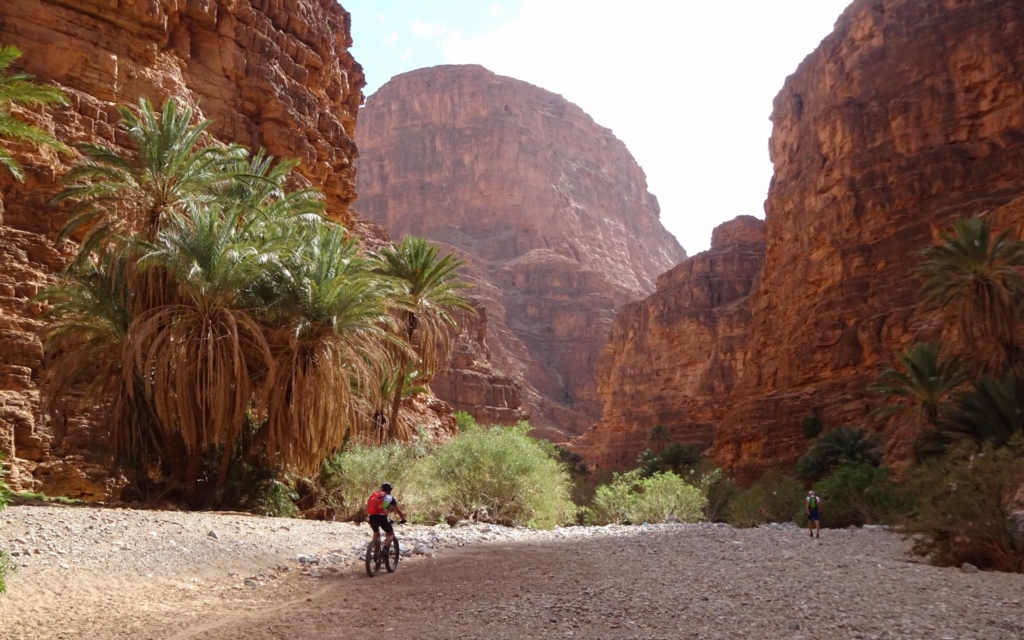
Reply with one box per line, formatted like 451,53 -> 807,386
369,514 -> 393,534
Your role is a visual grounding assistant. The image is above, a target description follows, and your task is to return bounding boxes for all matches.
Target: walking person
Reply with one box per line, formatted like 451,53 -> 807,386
806,491 -> 822,538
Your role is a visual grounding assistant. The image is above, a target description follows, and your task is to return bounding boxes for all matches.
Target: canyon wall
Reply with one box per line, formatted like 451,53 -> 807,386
0,0 -> 365,496
355,65 -> 686,438
711,0 -> 1024,480
572,216 -> 765,468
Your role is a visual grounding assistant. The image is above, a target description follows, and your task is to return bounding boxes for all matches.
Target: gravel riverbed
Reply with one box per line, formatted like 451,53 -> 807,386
1,505 -> 1022,639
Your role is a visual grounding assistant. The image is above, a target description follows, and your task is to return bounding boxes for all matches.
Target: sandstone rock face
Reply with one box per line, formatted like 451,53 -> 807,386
0,0 -> 364,495
711,0 -> 1024,480
355,65 -> 686,438
572,216 -> 765,468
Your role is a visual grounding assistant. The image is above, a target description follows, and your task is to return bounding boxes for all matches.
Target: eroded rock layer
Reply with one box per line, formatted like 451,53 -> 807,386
0,0 -> 365,495
711,0 -> 1024,480
572,217 -> 765,468
355,65 -> 686,437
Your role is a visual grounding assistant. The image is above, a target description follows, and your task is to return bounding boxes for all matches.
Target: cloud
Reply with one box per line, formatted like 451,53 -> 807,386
400,48 -> 415,62
382,32 -> 399,47
411,19 -> 447,38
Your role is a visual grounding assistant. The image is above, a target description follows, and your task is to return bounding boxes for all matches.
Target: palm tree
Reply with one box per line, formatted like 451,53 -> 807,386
260,223 -> 398,472
943,374 -> 1024,448
372,236 -> 473,438
37,250 -> 161,466
648,424 -> 670,454
0,45 -> 69,219
870,341 -> 966,427
127,202 -> 276,496
915,215 -> 1024,374
55,97 -> 246,254
796,426 -> 882,482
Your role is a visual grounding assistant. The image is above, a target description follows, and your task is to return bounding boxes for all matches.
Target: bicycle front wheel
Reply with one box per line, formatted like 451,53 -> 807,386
385,538 -> 400,573
365,540 -> 381,577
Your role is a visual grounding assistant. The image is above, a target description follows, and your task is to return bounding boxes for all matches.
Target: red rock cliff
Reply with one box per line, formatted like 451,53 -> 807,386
711,0 -> 1024,480
355,65 -> 686,438
0,0 -> 364,495
572,216 -> 765,467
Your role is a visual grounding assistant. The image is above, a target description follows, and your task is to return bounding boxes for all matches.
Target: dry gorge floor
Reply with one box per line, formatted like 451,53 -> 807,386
1,505 -> 1022,639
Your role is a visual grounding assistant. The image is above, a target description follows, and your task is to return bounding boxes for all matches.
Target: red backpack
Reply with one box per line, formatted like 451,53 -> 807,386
367,490 -> 388,516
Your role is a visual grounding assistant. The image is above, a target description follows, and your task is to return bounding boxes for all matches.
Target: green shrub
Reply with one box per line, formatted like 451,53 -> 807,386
320,423 -> 575,529
905,436 -> 1024,573
454,410 -> 478,432
727,471 -> 804,527
0,451 -> 9,512
321,440 -> 430,521
587,470 -> 706,525
636,443 -> 702,478
702,469 -> 738,523
216,460 -> 298,518
801,414 -> 823,439
1,452 -> 11,594
796,427 -> 882,482
805,462 -> 912,529
422,422 -> 576,529
0,549 -> 10,595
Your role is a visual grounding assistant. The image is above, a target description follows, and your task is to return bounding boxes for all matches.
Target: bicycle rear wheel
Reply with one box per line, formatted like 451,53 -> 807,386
365,540 -> 381,577
384,538 -> 400,573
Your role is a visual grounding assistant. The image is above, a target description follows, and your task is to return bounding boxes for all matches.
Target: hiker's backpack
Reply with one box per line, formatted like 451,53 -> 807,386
367,490 -> 389,516
808,496 -> 819,509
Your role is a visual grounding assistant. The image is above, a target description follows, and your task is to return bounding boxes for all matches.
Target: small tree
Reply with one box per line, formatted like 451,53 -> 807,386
906,436 -> 1024,573
796,427 -> 882,482
942,373 -> 1024,448
915,215 -> 1024,374
372,237 -> 473,439
801,413 -> 823,439
648,424 -> 670,453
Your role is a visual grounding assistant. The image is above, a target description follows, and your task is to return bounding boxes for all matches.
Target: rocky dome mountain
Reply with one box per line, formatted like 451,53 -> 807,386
574,0 -> 1024,479
354,65 -> 686,438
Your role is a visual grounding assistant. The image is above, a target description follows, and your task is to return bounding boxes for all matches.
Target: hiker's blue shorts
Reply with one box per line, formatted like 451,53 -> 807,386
808,509 -> 820,521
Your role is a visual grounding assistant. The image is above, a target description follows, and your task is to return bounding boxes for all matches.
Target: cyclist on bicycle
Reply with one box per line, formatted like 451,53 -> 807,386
367,482 -> 406,550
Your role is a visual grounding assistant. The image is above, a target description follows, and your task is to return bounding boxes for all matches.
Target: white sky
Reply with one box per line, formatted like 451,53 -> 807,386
346,0 -> 854,253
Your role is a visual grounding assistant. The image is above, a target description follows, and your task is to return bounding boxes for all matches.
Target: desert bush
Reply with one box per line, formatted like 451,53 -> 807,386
454,410 -> 478,432
805,462 -> 911,529
801,414 -> 823,439
0,550 -> 10,595
320,423 -> 575,529
702,469 -> 738,523
0,452 -> 11,594
905,435 -> 1024,573
796,427 -> 883,482
421,423 -> 576,529
214,452 -> 299,518
727,471 -> 804,527
320,440 -> 430,521
587,470 -> 706,525
0,451 -> 9,512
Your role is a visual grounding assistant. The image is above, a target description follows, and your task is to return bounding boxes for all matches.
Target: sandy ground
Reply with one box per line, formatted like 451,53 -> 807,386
2,506 -> 1023,639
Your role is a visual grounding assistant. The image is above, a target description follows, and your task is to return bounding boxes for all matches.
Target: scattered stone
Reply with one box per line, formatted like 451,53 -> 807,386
208,530 -> 219,540
244,578 -> 258,588
960,563 -> 979,574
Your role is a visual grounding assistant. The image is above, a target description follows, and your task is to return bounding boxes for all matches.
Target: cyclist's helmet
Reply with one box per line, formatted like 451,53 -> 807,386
381,482 -> 393,492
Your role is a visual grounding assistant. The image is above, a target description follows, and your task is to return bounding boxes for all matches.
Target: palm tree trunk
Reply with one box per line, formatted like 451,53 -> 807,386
214,441 -> 233,496
387,352 -> 408,441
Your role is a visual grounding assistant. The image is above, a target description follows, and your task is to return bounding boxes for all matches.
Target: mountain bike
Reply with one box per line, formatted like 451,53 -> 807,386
365,520 -> 405,577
